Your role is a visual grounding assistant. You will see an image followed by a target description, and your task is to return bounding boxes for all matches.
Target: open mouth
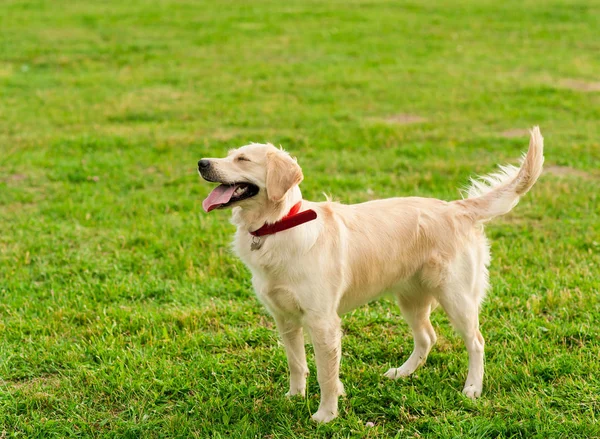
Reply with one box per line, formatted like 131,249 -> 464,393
202,182 -> 259,212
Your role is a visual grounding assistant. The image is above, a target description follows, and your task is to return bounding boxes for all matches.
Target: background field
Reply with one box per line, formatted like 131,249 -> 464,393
1,0 -> 599,437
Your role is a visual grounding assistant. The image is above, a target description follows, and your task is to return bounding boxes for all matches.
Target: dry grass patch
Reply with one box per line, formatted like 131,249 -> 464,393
545,165 -> 595,179
6,375 -> 62,394
499,128 -> 530,138
559,79 -> 600,92
0,173 -> 28,184
379,114 -> 427,125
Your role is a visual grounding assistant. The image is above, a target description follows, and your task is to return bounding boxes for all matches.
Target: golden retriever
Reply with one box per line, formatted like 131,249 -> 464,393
198,127 -> 544,422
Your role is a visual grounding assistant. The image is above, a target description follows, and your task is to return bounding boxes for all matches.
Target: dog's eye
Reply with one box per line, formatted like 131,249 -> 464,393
236,156 -> 251,162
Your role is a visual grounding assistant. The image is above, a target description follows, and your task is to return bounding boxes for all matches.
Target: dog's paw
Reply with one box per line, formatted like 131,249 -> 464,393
311,409 -> 338,423
285,387 -> 306,398
384,367 -> 412,380
462,385 -> 482,399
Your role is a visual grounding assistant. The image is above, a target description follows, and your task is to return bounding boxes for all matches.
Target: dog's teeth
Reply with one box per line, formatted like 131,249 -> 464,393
233,186 -> 247,196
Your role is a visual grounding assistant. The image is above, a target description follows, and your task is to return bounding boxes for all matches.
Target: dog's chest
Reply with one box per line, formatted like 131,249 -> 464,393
250,269 -> 304,317
233,229 -> 313,317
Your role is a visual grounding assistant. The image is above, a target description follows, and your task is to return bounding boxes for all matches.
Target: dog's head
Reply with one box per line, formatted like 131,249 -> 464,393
198,143 -> 303,213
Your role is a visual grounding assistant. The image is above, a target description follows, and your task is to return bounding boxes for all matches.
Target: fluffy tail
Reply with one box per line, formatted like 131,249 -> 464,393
458,126 -> 544,222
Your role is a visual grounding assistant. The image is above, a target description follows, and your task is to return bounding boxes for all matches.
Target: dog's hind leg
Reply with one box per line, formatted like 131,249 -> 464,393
384,294 -> 437,379
436,277 -> 485,399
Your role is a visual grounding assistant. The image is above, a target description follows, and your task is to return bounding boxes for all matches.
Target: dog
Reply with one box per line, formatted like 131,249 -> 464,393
198,127 -> 544,423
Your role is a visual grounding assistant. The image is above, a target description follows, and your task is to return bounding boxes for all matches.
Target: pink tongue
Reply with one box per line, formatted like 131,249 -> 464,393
203,184 -> 237,212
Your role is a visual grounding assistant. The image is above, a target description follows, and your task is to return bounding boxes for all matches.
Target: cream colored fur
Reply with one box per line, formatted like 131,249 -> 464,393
199,127 -> 544,423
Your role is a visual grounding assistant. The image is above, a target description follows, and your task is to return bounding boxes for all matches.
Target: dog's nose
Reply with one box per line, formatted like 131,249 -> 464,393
198,159 -> 210,170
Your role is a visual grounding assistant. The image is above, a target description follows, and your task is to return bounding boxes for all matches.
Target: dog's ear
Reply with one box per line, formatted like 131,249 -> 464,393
265,151 -> 303,202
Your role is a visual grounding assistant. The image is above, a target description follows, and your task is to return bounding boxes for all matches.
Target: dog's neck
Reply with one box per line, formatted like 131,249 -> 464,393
231,186 -> 303,233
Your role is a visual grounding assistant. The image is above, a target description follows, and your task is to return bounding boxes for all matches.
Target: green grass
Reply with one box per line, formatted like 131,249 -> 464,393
1,0 -> 599,437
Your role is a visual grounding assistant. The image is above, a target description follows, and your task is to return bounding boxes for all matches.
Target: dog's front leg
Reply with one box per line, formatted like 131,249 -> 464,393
306,314 -> 344,423
274,316 -> 308,397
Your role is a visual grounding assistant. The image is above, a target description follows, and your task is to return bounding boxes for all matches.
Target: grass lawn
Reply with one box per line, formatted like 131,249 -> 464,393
1,0 -> 600,437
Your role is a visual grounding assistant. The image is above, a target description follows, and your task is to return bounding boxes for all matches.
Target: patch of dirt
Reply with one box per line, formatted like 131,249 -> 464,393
6,375 -> 61,392
211,129 -> 240,141
545,165 -> 593,179
560,79 -> 600,92
499,129 -> 529,138
0,173 -> 27,184
380,114 -> 426,125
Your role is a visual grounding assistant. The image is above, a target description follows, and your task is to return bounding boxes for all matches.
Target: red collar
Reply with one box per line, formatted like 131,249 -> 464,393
250,201 -> 317,237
